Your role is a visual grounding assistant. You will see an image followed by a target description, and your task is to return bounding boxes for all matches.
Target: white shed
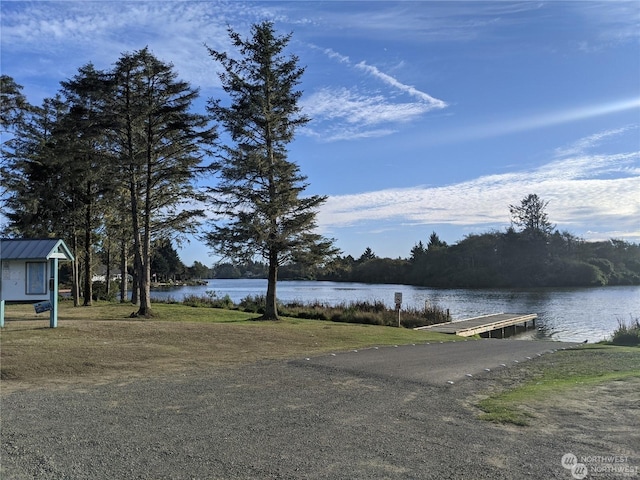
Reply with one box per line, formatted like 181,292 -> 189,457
0,238 -> 74,328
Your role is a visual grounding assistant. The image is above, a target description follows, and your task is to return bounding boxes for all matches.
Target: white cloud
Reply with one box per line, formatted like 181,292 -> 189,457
302,47 -> 447,141
573,1 -> 640,48
317,130 -> 640,241
355,61 -> 447,109
302,87 -> 437,126
554,126 -> 635,157
427,98 -> 640,145
322,47 -> 350,64
0,1 -> 261,94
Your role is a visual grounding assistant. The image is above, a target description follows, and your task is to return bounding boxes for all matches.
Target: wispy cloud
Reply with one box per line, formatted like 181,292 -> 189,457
554,126 -> 636,157
573,1 -> 640,50
302,47 -> 447,141
427,97 -> 640,145
289,2 -> 544,43
317,128 -> 640,241
0,1 -> 263,95
355,61 -> 447,109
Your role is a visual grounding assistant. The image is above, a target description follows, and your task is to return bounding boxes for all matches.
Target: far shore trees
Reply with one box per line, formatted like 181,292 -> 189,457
204,22 -> 337,320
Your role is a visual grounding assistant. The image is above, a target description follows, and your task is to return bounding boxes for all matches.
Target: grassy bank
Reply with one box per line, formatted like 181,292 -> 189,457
177,292 -> 451,328
0,302 -> 454,384
477,344 -> 640,426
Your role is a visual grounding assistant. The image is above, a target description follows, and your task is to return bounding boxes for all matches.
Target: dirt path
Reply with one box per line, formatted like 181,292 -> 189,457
2,344 -> 638,479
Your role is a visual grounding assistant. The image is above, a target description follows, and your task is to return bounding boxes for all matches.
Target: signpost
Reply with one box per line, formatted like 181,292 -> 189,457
394,292 -> 402,327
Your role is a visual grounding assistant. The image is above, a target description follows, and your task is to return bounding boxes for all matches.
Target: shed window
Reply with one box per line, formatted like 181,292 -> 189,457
26,262 -> 47,295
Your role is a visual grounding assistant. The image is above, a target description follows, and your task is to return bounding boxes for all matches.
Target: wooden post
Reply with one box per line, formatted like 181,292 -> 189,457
49,258 -> 59,328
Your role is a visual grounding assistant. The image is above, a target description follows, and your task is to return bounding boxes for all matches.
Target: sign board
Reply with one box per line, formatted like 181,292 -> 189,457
394,292 -> 402,307
34,301 -> 53,313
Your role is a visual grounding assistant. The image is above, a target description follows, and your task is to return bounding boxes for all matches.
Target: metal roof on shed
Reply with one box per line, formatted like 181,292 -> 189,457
0,238 -> 74,261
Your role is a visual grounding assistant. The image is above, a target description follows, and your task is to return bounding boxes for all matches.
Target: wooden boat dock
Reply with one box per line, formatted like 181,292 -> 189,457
415,313 -> 538,338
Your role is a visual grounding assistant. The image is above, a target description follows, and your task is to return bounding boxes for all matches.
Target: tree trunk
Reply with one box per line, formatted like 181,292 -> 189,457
136,231 -> 153,317
105,241 -> 111,297
131,268 -> 139,306
131,240 -> 144,310
82,258 -> 92,306
130,194 -> 141,308
263,250 -> 279,320
71,232 -> 80,307
119,237 -> 128,303
135,149 -> 154,318
82,199 -> 92,306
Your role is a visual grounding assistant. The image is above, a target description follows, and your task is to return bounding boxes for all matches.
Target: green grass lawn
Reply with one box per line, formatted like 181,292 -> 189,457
477,344 -> 640,426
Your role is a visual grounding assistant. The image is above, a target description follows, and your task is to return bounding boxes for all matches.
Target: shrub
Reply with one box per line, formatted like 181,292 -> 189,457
237,294 -> 267,314
548,259 -> 607,286
182,291 -> 234,309
280,299 -> 450,329
153,295 -> 179,304
92,281 -> 118,302
172,292 -> 451,329
611,317 -> 640,346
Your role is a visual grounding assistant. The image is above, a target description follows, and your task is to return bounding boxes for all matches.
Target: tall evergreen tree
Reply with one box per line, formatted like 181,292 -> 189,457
151,238 -> 186,281
409,241 -> 426,262
111,48 -> 216,317
427,232 -> 447,250
58,63 -> 116,305
358,247 -> 377,263
1,96 -> 68,237
1,75 -> 30,137
205,22 -> 336,319
509,193 -> 555,237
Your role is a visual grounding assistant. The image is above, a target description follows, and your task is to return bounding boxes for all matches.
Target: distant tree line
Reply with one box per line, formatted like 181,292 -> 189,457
207,194 -> 640,288
313,195 -> 640,288
241,194 -> 634,288
313,232 -> 640,288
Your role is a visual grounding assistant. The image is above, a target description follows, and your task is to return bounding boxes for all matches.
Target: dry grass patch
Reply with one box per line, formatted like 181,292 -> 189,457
1,302 -> 452,390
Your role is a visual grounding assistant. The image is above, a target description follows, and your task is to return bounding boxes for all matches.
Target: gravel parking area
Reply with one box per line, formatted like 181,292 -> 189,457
2,342 -> 638,479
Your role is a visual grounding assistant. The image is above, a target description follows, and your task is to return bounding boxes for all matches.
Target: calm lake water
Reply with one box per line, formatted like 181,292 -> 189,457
151,279 -> 640,343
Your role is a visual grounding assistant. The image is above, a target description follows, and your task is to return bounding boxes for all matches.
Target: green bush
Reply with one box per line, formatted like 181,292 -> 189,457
174,293 -> 451,329
181,291 -> 234,309
281,299 -> 450,328
92,281 -> 118,302
548,259 -> 607,286
611,317 -> 640,346
237,294 -> 268,314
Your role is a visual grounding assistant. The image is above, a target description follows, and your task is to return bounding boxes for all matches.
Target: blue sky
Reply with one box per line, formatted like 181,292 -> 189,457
2,1 -> 639,266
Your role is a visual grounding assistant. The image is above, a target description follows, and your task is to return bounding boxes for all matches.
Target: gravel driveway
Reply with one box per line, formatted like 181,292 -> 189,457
2,340 -> 638,479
